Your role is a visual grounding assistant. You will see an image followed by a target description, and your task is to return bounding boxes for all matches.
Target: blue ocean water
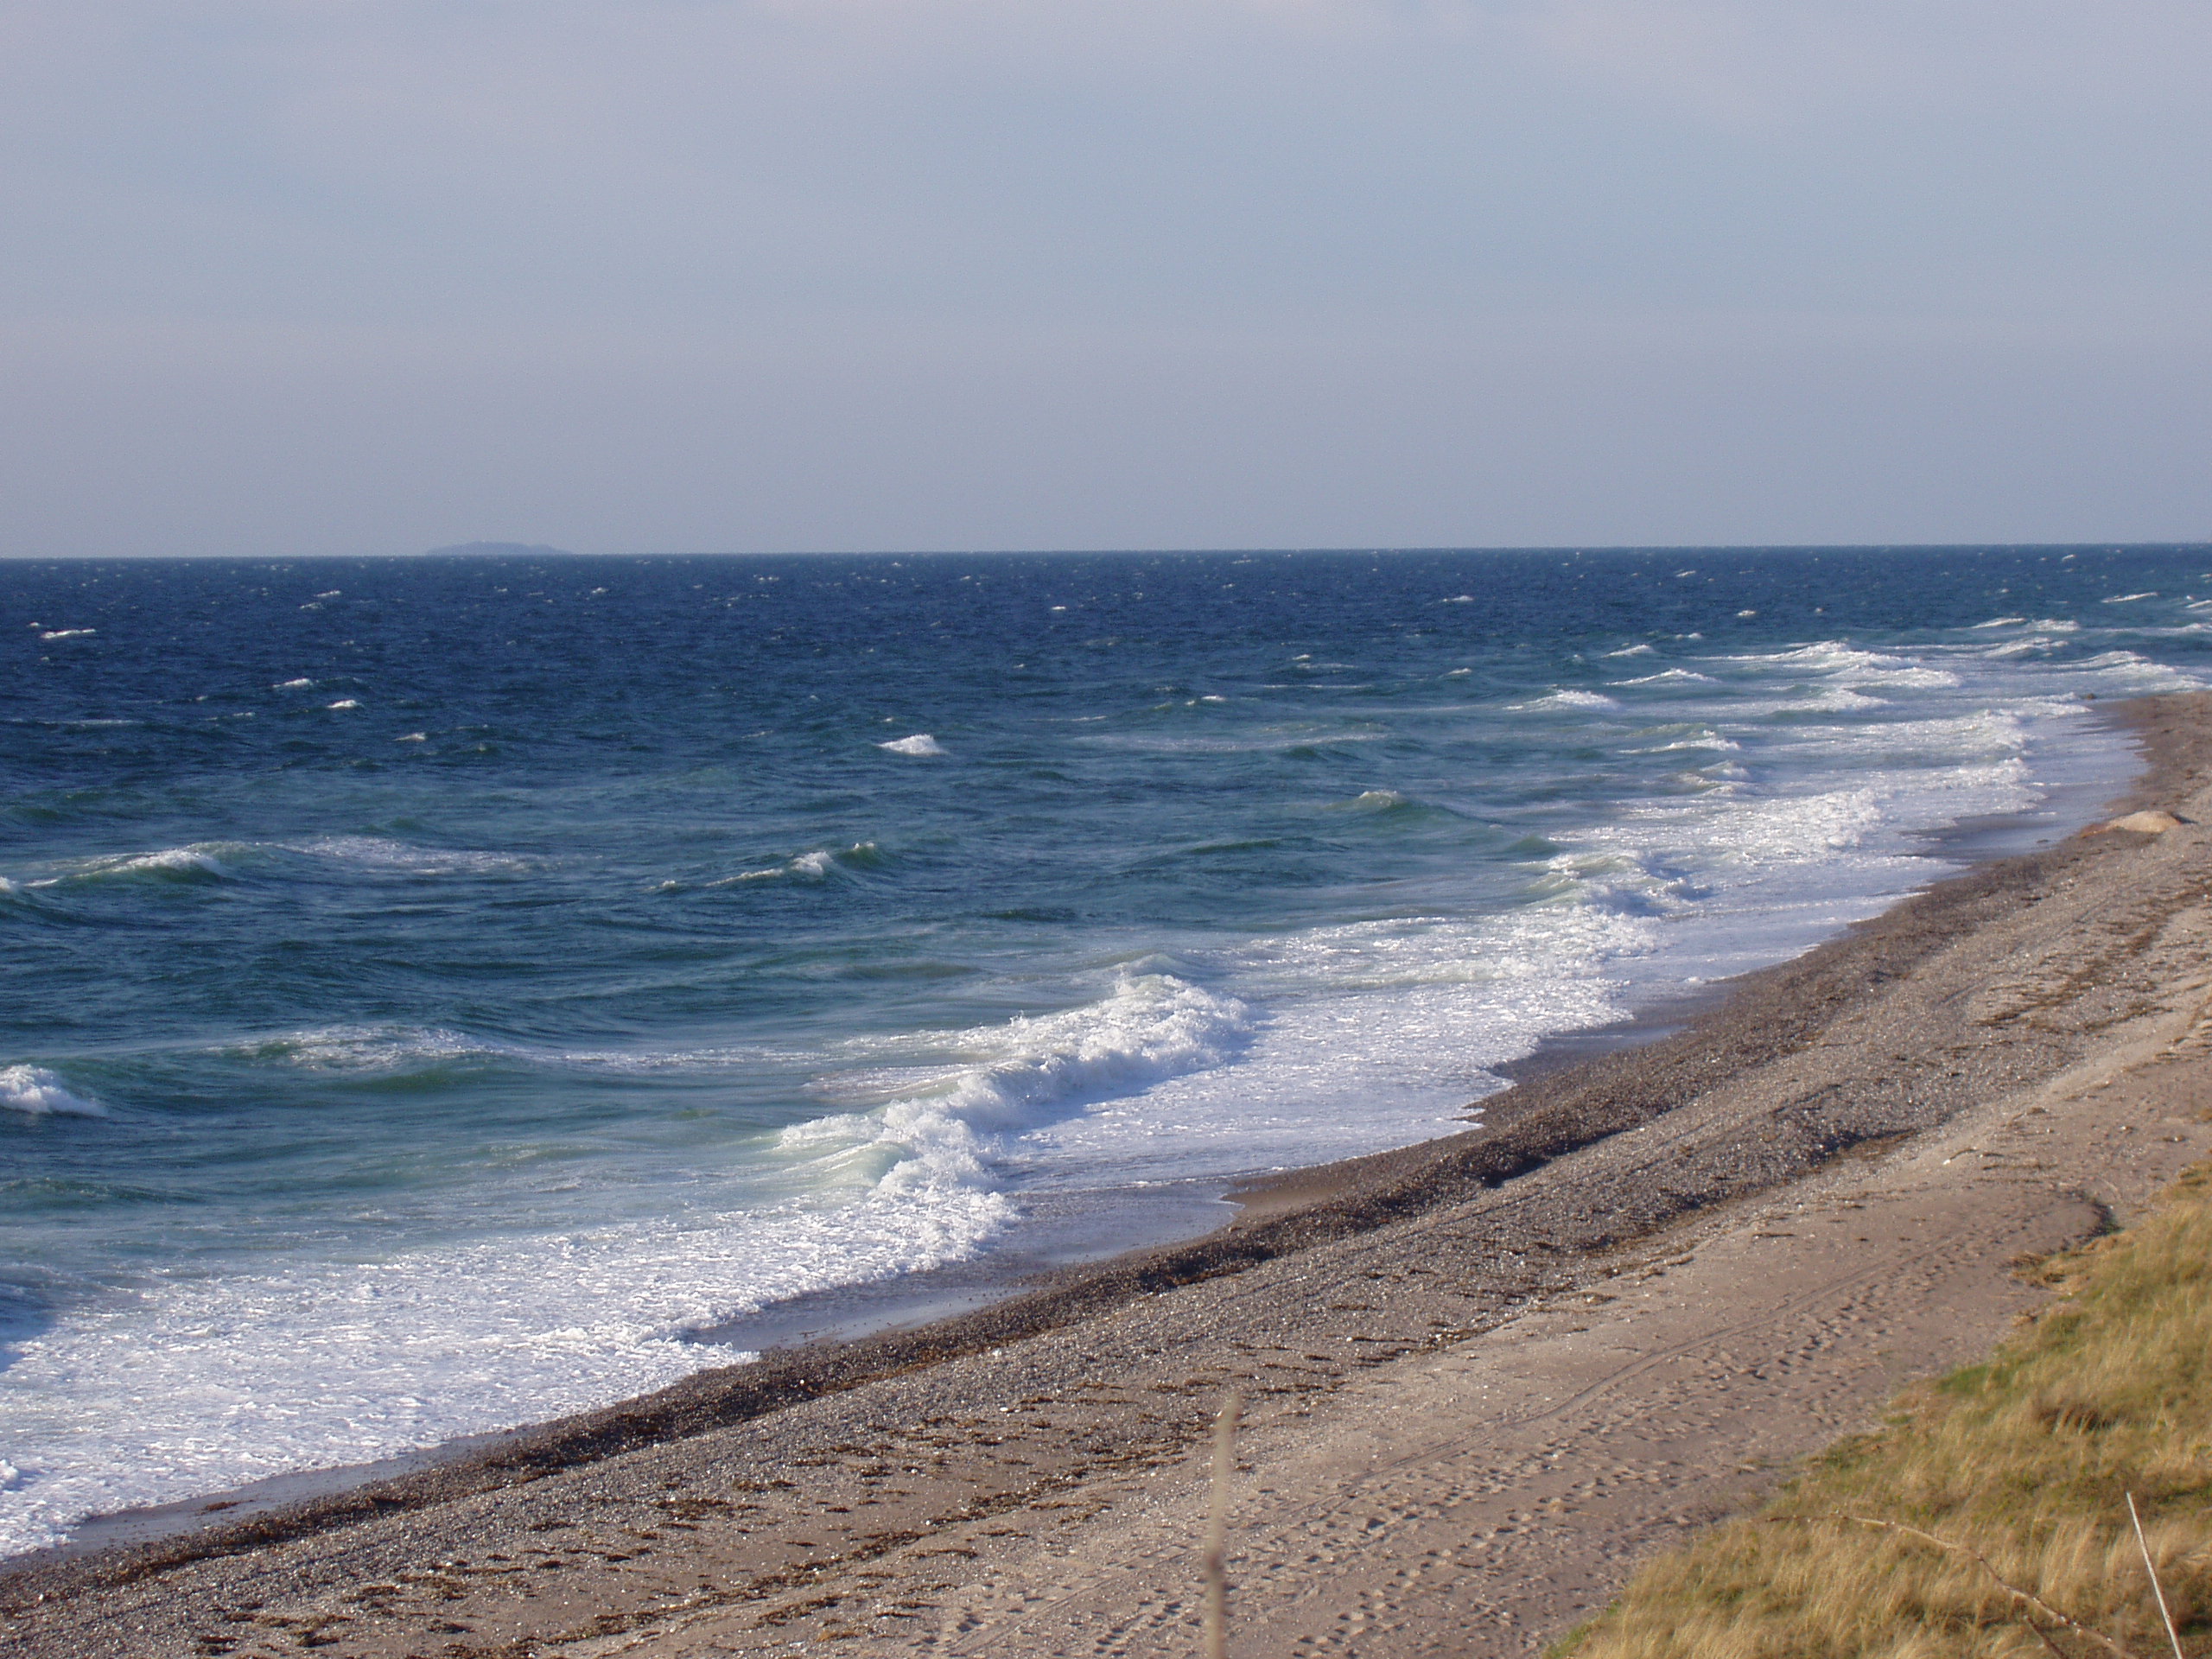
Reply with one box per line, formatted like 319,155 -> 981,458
2,545 -> 2209,1553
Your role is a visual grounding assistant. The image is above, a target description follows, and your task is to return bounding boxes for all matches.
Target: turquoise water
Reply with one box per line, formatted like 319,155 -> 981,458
2,544 -> 2207,1552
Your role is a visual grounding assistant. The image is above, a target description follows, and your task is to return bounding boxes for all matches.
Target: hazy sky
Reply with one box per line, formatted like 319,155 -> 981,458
3,1 -> 2208,556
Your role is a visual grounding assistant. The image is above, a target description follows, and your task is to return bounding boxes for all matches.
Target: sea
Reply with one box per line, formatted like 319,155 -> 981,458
3,544 -> 2209,1557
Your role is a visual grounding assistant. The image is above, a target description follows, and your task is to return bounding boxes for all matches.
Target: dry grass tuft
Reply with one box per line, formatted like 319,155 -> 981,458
1554,1165 -> 2212,1658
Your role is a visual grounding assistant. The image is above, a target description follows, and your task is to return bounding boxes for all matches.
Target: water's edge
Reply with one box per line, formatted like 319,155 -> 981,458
17,696 -> 2156,1571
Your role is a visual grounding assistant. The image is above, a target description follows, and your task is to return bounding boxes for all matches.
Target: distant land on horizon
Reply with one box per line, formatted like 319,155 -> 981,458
424,541 -> 577,558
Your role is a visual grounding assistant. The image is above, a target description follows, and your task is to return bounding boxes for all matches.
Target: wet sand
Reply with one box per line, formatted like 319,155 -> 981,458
8,694 -> 2212,1658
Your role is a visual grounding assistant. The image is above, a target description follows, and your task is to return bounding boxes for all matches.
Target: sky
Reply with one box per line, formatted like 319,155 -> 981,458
1,1 -> 2208,557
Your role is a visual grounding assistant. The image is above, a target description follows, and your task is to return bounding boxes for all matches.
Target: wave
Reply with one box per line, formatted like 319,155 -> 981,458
779,971 -> 1251,1193
25,843 -> 240,887
1078,728 -> 1382,754
878,734 -> 945,756
236,1025 -> 516,1073
0,1066 -> 106,1118
1510,689 -> 1619,711
1729,641 -> 1964,691
1983,635 -> 2068,658
288,836 -> 534,876
677,841 -> 887,888
16,836 -> 536,892
2075,651 -> 2203,690
1611,669 -> 1718,686
0,973 -> 1254,1553
0,1174 -> 1011,1557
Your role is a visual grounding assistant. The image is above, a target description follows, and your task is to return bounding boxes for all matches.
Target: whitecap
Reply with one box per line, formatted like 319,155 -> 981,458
2103,592 -> 2158,603
1611,670 -> 1718,686
243,1025 -> 511,1072
326,699 -> 360,710
289,837 -> 533,876
1970,616 -> 2029,628
781,972 -> 1251,1188
37,629 -> 93,641
696,842 -> 879,887
273,678 -> 315,689
0,1065 -> 106,1118
37,844 -> 239,886
1510,689 -> 1619,711
878,734 -> 945,757
1604,644 -> 1656,658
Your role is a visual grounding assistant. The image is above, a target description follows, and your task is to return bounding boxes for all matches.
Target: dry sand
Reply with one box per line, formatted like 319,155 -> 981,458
10,695 -> 2212,1659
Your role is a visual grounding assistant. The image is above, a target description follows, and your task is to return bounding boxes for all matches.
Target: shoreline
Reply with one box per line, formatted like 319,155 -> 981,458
4,696 -> 2131,1567
4,692 -> 2205,1657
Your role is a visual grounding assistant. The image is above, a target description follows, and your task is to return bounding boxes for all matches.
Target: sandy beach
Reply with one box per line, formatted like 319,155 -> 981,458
9,692 -> 2212,1659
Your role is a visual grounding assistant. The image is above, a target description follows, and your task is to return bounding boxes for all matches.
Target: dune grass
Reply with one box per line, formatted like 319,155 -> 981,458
1553,1164 -> 2212,1659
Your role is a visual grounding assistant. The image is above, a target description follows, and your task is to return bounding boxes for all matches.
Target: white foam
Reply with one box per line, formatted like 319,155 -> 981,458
1605,644 -> 1656,657
1079,728 -> 1382,754
2075,651 -> 2202,690
0,973 -> 1258,1554
326,699 -> 360,710
0,1172 -> 1012,1556
1511,689 -> 1619,711
1611,669 -> 1717,686
878,734 -> 945,756
0,1065 -> 105,1117
37,844 -> 238,885
1021,909 -> 1655,1183
273,678 -> 315,689
696,842 -> 880,887
37,629 -> 93,641
0,617 -> 2171,1557
244,1025 -> 510,1072
788,972 -> 1251,1178
1972,616 -> 2029,628
2103,592 -> 2158,603
289,836 -> 534,876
